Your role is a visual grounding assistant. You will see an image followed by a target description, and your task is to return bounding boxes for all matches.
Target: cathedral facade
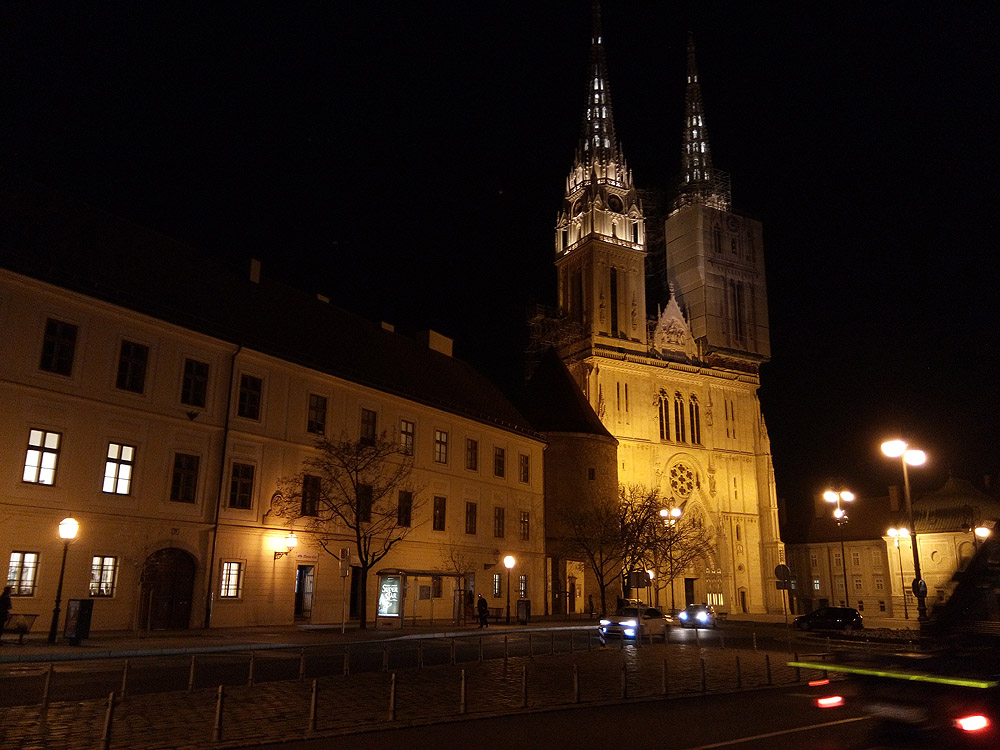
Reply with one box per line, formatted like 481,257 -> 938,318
543,21 -> 784,614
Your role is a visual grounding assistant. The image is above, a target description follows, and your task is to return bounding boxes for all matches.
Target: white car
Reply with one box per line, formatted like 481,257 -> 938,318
599,606 -> 672,641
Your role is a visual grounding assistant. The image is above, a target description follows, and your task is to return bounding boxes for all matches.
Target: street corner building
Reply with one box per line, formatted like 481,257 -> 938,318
0,192 -> 548,632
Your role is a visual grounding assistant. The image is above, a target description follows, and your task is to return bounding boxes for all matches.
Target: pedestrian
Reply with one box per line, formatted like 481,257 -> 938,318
476,594 -> 489,629
0,585 -> 12,645
588,594 -> 595,618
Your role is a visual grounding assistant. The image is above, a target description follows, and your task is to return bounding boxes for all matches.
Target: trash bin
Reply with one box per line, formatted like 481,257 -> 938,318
64,599 -> 94,645
516,598 -> 531,624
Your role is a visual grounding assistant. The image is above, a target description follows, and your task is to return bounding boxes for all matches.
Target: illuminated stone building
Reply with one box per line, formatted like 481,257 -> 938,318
537,18 -> 784,614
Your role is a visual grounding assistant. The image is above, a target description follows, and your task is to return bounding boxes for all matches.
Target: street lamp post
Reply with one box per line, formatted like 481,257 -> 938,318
659,507 -> 682,614
503,555 -> 515,625
824,490 -> 854,605
48,517 -> 79,644
881,440 -> 928,621
887,527 -> 910,620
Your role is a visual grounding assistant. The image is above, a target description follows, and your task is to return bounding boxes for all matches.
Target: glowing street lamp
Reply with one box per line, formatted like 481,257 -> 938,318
504,555 -> 515,625
273,532 -> 298,560
881,439 -> 928,621
824,490 -> 854,602
48,517 -> 79,644
659,507 -> 682,614
886,527 -> 910,619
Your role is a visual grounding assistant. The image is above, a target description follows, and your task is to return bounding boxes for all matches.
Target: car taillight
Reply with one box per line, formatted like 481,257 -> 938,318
816,696 -> 844,708
954,715 -> 990,732
808,678 -> 830,687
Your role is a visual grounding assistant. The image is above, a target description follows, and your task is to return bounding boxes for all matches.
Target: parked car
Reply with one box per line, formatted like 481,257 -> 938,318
599,606 -> 672,641
677,604 -> 718,628
793,606 -> 863,631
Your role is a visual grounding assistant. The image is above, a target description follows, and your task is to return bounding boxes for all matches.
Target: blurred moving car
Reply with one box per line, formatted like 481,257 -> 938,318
793,606 -> 863,631
677,604 -> 717,628
599,606 -> 671,641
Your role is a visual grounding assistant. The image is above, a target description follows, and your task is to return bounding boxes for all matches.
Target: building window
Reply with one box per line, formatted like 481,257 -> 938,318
518,574 -> 528,599
103,442 -> 135,495
874,576 -> 884,591
519,511 -> 530,541
399,419 -> 415,456
23,429 -> 61,485
237,374 -> 263,420
301,474 -> 321,517
658,393 -> 669,440
588,468 -> 596,480
7,552 -> 39,595
809,553 -> 818,569
181,358 -> 209,408
834,552 -> 842,568
434,430 -> 448,464
851,551 -> 861,567
673,394 -> 686,442
465,502 -> 477,535
360,408 -> 377,445
170,453 -> 200,503
229,462 -> 255,509
90,556 -> 118,597
432,496 -> 446,531
397,490 -> 412,527
493,447 -> 506,478
492,573 -> 502,598
40,318 -> 78,376
465,438 -> 478,471
853,576 -> 863,591
307,394 -> 327,435
879,600 -> 886,612
357,483 -> 373,523
518,454 -> 530,483
836,578 -> 845,591
431,576 -> 443,599
116,340 -> 149,393
688,396 -> 701,444
609,266 -> 619,335
813,579 -> 820,591
220,561 -> 244,598
494,506 -> 505,538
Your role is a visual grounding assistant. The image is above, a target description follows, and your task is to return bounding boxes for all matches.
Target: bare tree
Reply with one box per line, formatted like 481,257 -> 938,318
563,491 -> 623,615
273,433 -> 420,629
648,505 -> 715,613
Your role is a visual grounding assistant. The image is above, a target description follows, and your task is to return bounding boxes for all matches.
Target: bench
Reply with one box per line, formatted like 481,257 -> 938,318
487,607 -> 503,623
3,613 -> 39,644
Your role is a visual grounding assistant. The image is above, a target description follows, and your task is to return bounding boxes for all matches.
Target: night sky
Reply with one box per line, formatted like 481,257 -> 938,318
4,2 -> 999,520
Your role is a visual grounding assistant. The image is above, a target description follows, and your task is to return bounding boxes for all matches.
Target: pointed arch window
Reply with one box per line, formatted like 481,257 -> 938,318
658,392 -> 670,441
689,396 -> 701,445
609,267 -> 620,336
673,393 -> 686,443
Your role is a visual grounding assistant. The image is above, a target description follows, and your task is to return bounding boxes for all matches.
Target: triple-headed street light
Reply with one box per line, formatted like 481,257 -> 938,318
881,439 -> 928,621
823,490 -> 854,603
659,507 -> 682,614
886,526 -> 910,620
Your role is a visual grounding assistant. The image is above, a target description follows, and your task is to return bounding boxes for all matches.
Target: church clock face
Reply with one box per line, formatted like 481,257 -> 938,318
608,194 -> 623,213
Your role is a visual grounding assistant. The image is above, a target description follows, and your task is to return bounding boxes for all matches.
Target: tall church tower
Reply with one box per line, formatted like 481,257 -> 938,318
539,13 -> 785,617
553,3 -> 647,355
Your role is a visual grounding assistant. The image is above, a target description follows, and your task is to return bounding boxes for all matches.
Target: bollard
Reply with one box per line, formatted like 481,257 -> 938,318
188,655 -> 196,693
299,647 -> 306,681
529,633 -> 534,659
308,679 -> 319,732
752,631 -> 758,650
504,634 -> 509,662
343,647 -> 351,676
247,650 -> 255,687
662,658 -> 669,696
573,664 -> 580,704
794,652 -> 800,683
479,636 -> 483,662
450,639 -> 456,665
700,657 -> 707,692
696,627 -> 701,646
389,673 -> 397,721
40,663 -> 53,712
418,641 -> 424,669
766,653 -> 772,685
619,631 -> 624,650
459,669 -> 466,715
569,631 -> 575,653
382,643 -> 389,672
100,691 -> 115,750
521,665 -> 528,708
119,659 -> 129,700
550,631 -> 554,655
212,685 -> 225,742
735,655 -> 742,688
621,659 -> 628,699
720,632 -> 725,650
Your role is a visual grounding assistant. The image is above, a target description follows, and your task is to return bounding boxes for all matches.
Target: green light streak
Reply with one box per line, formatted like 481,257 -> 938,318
788,661 -> 998,689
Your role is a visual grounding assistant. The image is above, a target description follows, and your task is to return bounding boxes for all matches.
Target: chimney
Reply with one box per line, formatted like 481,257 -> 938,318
316,294 -> 330,304
249,258 -> 262,284
418,329 -> 453,357
381,321 -> 395,332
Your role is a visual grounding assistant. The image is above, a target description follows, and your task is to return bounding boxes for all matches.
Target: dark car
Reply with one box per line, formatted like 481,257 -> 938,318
677,604 -> 717,628
793,606 -> 863,631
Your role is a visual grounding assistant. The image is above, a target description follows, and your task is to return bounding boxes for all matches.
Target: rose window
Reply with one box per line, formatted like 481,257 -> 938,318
669,463 -> 695,498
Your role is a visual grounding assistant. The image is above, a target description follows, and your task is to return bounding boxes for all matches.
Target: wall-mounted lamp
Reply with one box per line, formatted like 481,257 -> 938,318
273,532 -> 298,560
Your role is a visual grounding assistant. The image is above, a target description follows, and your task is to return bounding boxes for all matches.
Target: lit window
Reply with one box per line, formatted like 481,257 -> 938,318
307,394 -> 327,435
23,429 -> 61,485
519,511 -> 530,541
40,318 -> 78,376
518,574 -> 528,599
7,552 -> 39,595
116,340 -> 149,393
90,556 -> 118,597
229,462 -> 255,509
181,359 -> 208,408
492,573 -> 502,598
493,507 -> 505,538
170,453 -> 200,503
434,430 -> 448,464
103,443 -> 135,495
519,454 -> 530,484
360,408 -> 377,445
237,374 -> 262,420
399,419 -> 415,456
813,579 -> 820,591
220,561 -> 244,598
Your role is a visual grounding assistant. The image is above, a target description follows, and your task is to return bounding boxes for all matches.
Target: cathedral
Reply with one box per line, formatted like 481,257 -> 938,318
537,11 -> 785,615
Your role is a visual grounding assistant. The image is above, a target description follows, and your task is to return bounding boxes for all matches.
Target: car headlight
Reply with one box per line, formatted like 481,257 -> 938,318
624,628 -> 636,637
697,612 -> 708,623
678,612 -> 688,620
620,619 -> 637,627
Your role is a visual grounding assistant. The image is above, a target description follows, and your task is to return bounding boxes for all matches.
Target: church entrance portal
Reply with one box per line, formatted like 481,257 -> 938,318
140,548 -> 196,630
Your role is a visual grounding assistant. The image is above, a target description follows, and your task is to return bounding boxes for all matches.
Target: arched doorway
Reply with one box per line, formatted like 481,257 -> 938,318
140,548 -> 196,630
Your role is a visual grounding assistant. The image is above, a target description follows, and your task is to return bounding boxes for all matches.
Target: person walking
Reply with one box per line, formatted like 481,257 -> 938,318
476,594 -> 489,629
0,585 -> 12,645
